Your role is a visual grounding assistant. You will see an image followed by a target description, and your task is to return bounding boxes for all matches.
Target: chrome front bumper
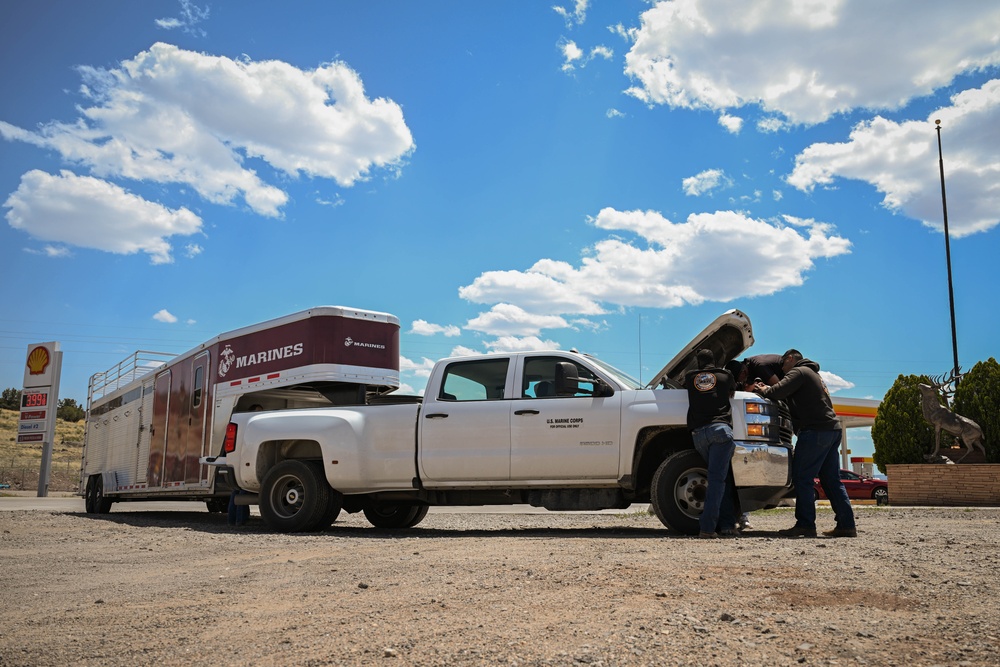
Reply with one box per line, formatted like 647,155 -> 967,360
731,441 -> 792,488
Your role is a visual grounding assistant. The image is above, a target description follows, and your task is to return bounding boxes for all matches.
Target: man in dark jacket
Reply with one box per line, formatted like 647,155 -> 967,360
753,349 -> 856,538
742,353 -> 786,388
685,349 -> 739,538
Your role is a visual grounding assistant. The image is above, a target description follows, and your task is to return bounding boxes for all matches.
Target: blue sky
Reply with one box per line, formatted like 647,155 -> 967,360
2,1 -> 998,459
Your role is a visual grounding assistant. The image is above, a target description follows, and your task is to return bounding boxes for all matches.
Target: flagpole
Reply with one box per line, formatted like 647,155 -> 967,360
934,119 -> 960,384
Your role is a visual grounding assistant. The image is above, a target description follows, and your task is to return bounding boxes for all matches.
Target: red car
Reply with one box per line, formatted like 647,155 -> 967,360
815,469 -> 888,505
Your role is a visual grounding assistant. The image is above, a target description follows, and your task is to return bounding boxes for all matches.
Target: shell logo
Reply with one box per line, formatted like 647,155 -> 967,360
27,346 -> 50,375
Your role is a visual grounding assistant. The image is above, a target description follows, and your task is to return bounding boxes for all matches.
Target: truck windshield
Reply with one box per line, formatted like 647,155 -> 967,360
585,357 -> 642,390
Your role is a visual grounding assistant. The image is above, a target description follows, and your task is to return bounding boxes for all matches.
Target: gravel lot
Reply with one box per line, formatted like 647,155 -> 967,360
1,504 -> 998,666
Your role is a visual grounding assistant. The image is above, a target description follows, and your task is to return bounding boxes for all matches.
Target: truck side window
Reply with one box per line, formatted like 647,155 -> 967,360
522,356 -> 599,398
439,359 -> 510,401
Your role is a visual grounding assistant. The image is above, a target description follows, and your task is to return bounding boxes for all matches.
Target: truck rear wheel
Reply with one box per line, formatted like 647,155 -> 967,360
363,503 -> 428,529
205,497 -> 228,514
314,490 -> 344,530
259,460 -> 331,533
650,450 -> 706,535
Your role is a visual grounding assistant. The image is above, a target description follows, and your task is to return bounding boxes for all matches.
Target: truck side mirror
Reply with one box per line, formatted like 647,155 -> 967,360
554,362 -> 580,395
554,362 -> 614,397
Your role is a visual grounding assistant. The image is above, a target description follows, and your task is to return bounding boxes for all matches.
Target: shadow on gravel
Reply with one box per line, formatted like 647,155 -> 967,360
61,510 -> 711,539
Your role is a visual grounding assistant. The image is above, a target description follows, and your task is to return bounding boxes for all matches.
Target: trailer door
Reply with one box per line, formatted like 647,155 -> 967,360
184,352 -> 210,483
147,371 -> 171,487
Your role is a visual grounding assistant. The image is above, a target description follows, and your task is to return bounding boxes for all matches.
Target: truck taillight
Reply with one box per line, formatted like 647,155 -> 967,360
224,423 -> 238,453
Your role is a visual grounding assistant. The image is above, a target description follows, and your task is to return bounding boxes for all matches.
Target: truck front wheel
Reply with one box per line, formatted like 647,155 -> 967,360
650,450 -> 706,535
259,460 -> 331,532
363,503 -> 429,529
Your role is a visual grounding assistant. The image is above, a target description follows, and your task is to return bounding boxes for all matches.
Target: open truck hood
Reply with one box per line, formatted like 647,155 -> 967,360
645,309 -> 755,389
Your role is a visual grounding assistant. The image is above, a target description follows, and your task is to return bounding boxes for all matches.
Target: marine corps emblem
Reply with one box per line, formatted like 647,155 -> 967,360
218,344 -> 235,378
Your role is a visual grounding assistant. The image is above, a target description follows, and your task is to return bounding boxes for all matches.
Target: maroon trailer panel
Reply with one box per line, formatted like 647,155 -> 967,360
211,315 -> 399,385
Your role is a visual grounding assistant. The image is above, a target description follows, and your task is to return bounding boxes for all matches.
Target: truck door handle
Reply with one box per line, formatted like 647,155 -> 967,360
425,413 -> 448,419
514,409 -> 540,415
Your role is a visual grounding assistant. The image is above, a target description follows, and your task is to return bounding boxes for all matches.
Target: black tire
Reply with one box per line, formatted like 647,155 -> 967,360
94,476 -> 113,514
259,460 -> 331,533
314,489 -> 345,530
650,450 -> 706,535
873,486 -> 889,506
84,476 -> 96,513
363,503 -> 429,529
206,497 -> 229,513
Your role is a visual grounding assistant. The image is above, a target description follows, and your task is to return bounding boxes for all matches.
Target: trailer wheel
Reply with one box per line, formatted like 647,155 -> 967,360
93,476 -> 113,514
650,450 -> 706,535
84,476 -> 96,514
259,460 -> 331,533
363,503 -> 429,529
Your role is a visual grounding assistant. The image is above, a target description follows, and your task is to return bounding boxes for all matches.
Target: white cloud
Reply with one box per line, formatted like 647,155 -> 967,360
410,320 -> 461,337
606,109 -> 626,119
3,170 -> 201,264
553,0 -> 589,27
682,168 -> 732,196
559,39 -> 613,72
184,243 -> 203,258
485,336 -> 562,353
155,0 -> 209,36
460,208 -> 851,320
0,43 -> 414,219
23,245 -> 72,258
591,46 -> 613,61
465,304 -> 569,336
609,23 -> 637,43
820,370 -> 855,394
757,117 -> 787,134
400,355 -> 437,378
560,40 -> 585,71
448,345 -> 483,358
624,0 -> 1000,125
395,381 -> 420,396
788,79 -> 1000,236
153,309 -> 178,323
718,113 -> 743,134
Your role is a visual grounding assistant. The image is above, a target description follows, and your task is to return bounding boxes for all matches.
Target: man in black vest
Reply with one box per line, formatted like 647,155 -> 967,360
685,349 -> 739,538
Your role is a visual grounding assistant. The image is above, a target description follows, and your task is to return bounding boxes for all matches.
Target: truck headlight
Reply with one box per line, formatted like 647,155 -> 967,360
746,424 -> 769,438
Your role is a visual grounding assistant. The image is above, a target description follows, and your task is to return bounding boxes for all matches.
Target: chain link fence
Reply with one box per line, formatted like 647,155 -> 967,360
0,458 -> 81,492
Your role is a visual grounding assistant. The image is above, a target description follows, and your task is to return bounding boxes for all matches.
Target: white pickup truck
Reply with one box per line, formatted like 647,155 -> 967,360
215,309 -> 794,534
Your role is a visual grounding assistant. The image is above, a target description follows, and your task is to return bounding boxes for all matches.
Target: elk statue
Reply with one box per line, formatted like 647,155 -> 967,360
917,374 -> 986,463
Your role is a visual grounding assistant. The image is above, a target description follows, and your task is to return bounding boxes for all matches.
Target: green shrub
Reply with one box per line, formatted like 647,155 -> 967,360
952,358 -> 1000,462
872,374 -> 935,474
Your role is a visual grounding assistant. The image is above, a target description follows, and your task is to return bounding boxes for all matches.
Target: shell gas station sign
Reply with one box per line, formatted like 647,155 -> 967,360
20,342 -> 62,496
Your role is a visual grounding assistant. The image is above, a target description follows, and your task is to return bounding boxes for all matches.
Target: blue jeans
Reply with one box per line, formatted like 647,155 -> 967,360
692,423 -> 737,534
228,489 -> 250,526
792,429 -> 855,530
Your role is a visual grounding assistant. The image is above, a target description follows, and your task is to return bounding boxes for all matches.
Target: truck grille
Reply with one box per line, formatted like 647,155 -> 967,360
776,401 -> 794,445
